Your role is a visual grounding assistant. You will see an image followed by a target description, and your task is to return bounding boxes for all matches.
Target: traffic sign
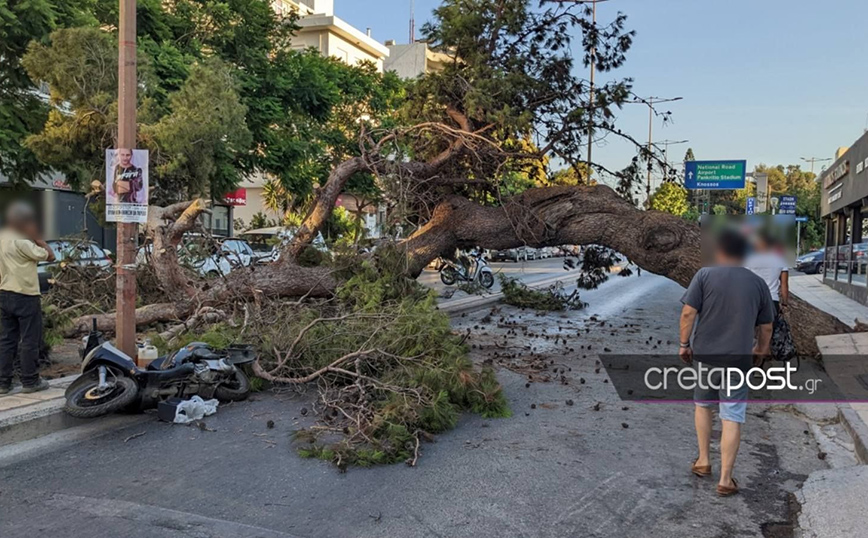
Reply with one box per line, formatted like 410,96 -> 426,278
746,197 -> 756,215
795,216 -> 809,223
779,195 -> 797,215
684,160 -> 747,190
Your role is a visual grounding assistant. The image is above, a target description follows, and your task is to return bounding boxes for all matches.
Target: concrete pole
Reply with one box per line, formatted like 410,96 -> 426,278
116,0 -> 138,358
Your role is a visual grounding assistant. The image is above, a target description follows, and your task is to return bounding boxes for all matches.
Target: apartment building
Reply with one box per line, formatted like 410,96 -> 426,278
272,0 -> 390,71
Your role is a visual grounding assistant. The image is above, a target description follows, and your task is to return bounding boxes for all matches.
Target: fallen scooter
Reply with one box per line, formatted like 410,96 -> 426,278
64,319 -> 256,418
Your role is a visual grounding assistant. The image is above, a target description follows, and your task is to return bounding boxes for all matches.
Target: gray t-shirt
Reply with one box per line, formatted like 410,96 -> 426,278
681,266 -> 775,368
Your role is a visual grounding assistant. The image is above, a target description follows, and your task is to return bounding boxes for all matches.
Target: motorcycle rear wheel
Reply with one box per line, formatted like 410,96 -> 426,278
64,371 -> 139,419
479,272 -> 495,289
214,369 -> 251,402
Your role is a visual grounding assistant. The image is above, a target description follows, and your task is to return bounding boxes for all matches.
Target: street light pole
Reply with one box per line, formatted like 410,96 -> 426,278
659,139 -> 689,181
586,0 -> 597,185
630,96 -> 683,197
116,0 -> 138,358
801,156 -> 832,175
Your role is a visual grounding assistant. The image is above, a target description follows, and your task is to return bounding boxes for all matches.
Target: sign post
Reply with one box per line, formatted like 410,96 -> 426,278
746,197 -> 756,215
115,0 -> 138,358
795,215 -> 809,257
684,160 -> 747,190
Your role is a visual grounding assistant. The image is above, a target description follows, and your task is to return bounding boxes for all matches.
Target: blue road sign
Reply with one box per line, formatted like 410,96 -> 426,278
795,216 -> 809,223
684,160 -> 747,190
746,197 -> 756,215
779,195 -> 797,215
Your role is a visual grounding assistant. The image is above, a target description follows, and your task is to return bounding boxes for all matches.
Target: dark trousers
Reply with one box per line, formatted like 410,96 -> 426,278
0,291 -> 43,387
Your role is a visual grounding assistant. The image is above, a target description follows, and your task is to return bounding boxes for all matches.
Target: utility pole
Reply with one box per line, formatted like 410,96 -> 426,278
801,156 -> 832,175
585,0 -> 598,184
116,0 -> 137,358
659,139 -> 688,181
577,0 -> 610,184
630,96 -> 683,197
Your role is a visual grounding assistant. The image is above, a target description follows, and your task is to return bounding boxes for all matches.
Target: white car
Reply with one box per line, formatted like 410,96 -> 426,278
137,237 -> 255,277
239,226 -> 327,264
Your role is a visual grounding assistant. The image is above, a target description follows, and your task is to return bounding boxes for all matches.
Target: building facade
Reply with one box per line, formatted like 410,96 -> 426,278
273,0 -> 389,71
235,0 -> 390,234
384,41 -> 451,79
820,130 -> 868,304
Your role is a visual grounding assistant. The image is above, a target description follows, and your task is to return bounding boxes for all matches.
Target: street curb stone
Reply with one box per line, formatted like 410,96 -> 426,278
0,375 -> 81,448
839,405 -> 868,464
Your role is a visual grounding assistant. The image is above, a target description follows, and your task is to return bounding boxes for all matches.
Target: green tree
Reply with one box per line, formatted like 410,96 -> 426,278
16,0 -> 404,204
649,182 -> 689,216
0,0 -> 97,184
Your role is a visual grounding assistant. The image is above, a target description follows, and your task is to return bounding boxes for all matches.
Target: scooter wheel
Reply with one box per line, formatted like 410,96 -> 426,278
214,369 -> 251,402
480,272 -> 495,289
64,371 -> 139,419
440,267 -> 457,286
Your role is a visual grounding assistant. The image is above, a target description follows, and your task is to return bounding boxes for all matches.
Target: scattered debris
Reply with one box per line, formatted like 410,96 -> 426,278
123,431 -> 147,443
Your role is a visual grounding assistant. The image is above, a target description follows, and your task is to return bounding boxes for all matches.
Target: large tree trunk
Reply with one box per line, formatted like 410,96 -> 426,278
70,185 -> 848,357
399,185 -> 848,355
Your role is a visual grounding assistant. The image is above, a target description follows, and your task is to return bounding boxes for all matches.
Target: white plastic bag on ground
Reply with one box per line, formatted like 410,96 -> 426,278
173,395 -> 219,424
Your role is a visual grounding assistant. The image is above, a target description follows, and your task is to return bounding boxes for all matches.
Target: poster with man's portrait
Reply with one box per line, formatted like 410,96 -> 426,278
106,148 -> 149,223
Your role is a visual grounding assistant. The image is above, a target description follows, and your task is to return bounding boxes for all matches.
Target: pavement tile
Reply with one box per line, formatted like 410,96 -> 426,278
14,388 -> 66,402
0,396 -> 39,412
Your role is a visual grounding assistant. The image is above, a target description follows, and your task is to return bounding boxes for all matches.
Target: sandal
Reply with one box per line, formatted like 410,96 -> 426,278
717,478 -> 739,497
691,458 -> 711,477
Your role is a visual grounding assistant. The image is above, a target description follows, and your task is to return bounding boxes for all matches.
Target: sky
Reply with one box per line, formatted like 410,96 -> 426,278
337,0 -> 868,184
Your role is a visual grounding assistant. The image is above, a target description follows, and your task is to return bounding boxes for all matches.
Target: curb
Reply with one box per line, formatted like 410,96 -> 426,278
0,375 -> 82,448
838,405 -> 868,464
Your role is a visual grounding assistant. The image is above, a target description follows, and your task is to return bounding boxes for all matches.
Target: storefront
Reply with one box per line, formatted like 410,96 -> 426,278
820,131 -> 868,304
0,171 -> 116,252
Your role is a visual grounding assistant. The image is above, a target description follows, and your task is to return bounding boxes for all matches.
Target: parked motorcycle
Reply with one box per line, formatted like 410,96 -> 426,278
439,249 -> 495,288
64,320 -> 256,418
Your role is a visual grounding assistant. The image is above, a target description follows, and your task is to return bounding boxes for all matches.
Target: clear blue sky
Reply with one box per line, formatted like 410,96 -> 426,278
337,0 -> 868,182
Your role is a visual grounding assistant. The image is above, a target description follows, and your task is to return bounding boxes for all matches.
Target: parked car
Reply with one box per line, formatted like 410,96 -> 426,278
491,249 -> 519,262
491,247 -> 535,262
183,237 -> 255,277
136,236 -> 256,277
238,226 -> 328,264
794,250 -> 824,275
38,239 -> 113,293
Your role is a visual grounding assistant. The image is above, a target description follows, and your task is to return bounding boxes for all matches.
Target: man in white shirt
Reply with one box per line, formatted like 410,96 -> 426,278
745,232 -> 789,314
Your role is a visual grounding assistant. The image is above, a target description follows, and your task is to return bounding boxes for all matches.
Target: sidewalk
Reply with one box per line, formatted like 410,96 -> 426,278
0,376 -> 80,448
790,274 -> 868,329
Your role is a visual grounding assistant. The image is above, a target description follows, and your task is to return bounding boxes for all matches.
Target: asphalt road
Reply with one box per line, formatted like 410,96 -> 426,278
0,272 -> 831,538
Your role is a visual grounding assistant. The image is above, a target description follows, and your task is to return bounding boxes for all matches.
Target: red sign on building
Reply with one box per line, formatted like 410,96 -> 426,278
223,188 -> 247,206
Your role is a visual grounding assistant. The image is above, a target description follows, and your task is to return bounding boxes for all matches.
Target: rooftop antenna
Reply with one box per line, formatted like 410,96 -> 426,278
410,0 -> 416,43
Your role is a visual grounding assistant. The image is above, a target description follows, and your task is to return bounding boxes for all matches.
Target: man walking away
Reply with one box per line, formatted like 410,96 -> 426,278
678,229 -> 775,496
0,202 -> 56,394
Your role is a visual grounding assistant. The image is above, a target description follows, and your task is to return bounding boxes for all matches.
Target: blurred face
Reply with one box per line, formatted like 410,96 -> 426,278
119,148 -> 133,168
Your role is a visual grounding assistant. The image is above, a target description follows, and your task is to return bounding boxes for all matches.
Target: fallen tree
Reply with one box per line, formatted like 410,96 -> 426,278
62,0 -> 845,356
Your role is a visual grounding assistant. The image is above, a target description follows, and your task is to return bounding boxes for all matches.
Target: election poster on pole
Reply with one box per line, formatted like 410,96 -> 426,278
106,148 -> 149,224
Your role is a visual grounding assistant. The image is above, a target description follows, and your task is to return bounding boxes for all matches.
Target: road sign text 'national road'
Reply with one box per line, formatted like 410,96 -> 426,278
684,160 -> 747,190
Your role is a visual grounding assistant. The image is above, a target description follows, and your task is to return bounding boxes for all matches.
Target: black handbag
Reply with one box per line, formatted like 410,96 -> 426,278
771,314 -> 797,362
